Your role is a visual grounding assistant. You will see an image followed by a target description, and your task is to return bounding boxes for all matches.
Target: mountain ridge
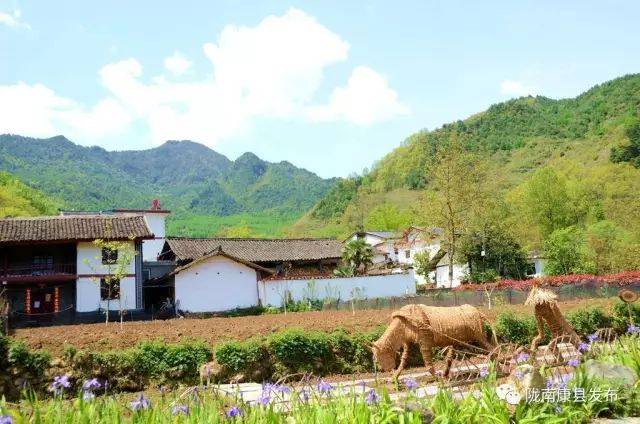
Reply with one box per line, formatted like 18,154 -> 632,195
291,73 -> 640,240
0,134 -> 337,236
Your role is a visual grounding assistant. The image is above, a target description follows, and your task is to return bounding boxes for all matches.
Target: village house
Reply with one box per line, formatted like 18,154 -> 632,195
0,213 -> 154,325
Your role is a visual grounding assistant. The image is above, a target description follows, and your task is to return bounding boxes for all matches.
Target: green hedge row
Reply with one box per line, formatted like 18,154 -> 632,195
1,301 -> 638,399
214,328 -> 386,381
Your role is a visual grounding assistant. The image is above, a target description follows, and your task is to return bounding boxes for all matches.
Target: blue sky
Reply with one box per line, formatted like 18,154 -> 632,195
1,1 -> 639,178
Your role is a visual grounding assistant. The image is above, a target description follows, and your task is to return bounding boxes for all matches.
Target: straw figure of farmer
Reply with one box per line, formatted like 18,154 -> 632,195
371,304 -> 497,380
526,285 -> 580,352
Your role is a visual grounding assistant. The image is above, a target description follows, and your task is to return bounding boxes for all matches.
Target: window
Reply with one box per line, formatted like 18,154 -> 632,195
405,250 -> 411,259
102,247 -> 118,264
100,277 -> 120,301
32,255 -> 54,274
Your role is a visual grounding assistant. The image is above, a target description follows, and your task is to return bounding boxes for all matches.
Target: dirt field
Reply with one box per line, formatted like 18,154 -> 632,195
12,297 -> 618,356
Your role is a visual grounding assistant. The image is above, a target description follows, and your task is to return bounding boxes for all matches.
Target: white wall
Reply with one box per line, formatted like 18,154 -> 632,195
349,233 -> 385,246
142,213 -> 168,261
76,241 -> 138,312
434,263 -> 468,288
259,270 -> 416,307
76,241 -> 136,275
529,258 -> 545,277
76,276 -> 137,312
174,256 -> 259,313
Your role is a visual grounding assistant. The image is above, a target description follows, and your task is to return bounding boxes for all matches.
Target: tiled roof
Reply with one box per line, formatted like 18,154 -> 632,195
0,215 -> 153,244
163,237 -> 343,263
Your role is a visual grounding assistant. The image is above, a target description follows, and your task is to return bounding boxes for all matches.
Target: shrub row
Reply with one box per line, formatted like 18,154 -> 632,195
214,328 -> 386,381
1,301 -> 638,399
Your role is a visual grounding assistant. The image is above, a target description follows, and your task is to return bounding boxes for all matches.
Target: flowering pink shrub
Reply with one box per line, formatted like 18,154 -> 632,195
453,271 -> 640,292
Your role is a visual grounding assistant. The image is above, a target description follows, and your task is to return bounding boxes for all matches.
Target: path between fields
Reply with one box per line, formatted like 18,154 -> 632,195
13,297 -> 617,356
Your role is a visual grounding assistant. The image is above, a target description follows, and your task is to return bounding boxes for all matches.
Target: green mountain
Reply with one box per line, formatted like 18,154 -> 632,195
0,135 -> 336,236
0,171 -> 59,217
292,74 -> 640,241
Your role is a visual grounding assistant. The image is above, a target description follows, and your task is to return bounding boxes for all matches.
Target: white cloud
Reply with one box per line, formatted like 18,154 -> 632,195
0,9 -> 30,29
0,8 -> 408,147
0,82 -> 130,141
164,52 -> 192,76
308,66 -> 409,125
500,79 -> 538,96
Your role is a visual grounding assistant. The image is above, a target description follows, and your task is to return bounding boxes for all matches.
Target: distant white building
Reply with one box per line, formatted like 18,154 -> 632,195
346,227 -> 468,288
527,251 -> 546,278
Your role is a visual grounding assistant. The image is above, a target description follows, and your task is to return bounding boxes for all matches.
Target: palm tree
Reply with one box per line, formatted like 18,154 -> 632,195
342,239 -> 374,275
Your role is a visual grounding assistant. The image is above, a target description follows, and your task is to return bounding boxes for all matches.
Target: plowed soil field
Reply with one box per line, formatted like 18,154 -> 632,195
12,297 -> 617,356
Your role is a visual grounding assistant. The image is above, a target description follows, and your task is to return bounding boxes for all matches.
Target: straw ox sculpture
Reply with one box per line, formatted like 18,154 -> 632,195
525,286 -> 580,351
372,304 -> 497,379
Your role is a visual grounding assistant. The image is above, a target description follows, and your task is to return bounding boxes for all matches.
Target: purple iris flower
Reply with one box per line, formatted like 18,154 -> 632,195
299,389 -> 310,402
83,378 -> 101,391
627,324 -> 640,335
51,375 -> 71,395
365,389 -> 381,405
226,406 -> 242,418
479,368 -> 489,378
515,353 -> 530,363
275,385 -> 291,394
130,394 -> 151,411
587,333 -> 599,343
82,390 -> 95,401
172,405 -> 189,416
402,377 -> 419,390
258,393 -> 271,405
578,342 -> 589,352
317,379 -> 333,394
566,358 -> 580,367
0,416 -> 12,424
515,370 -> 524,380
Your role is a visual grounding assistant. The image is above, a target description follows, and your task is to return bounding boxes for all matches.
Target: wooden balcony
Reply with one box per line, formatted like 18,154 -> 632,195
1,263 -> 77,283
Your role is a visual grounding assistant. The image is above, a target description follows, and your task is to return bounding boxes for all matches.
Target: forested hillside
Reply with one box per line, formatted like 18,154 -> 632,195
291,74 -> 640,276
0,172 -> 59,217
0,136 -> 336,237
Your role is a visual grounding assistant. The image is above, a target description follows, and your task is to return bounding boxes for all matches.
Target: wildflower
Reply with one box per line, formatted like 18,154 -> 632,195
587,333 -> 599,343
515,353 -> 530,363
578,342 -> 589,352
365,388 -> 381,405
172,405 -> 189,416
130,394 -> 151,411
275,384 -> 291,394
317,379 -> 333,394
50,375 -> 71,395
515,370 -> 524,380
226,406 -> 242,418
545,378 -> 554,389
566,359 -> 580,367
83,378 -> 101,391
479,368 -> 489,378
82,390 -> 95,401
0,416 -> 12,424
627,324 -> 640,335
402,377 -> 419,390
299,389 -> 310,403
258,393 -> 271,405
